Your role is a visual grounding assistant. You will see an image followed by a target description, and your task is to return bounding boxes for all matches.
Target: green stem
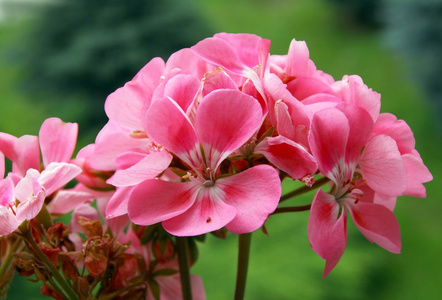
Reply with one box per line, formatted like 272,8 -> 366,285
19,230 -> 79,300
0,238 -> 23,279
280,177 -> 329,202
234,233 -> 252,300
176,237 -> 192,300
272,204 -> 311,215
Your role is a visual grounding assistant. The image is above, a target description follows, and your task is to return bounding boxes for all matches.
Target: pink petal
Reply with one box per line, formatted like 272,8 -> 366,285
163,184 -> 237,236
105,186 -> 134,218
38,162 -> 82,196
91,121 -> 150,171
307,190 -> 347,278
202,67 -> 238,97
196,89 -> 262,170
359,135 -> 406,196
128,180 -> 198,227
70,203 -> 100,234
13,135 -> 40,176
14,169 -> 41,202
0,207 -> 19,236
348,202 -> 401,253
255,136 -> 317,180
218,165 -> 281,234
371,113 -> 415,154
163,73 -> 201,113
107,151 -> 172,187
39,118 -> 78,167
337,103 -> 373,169
0,152 -> 4,178
0,132 -> 17,161
15,186 -> 46,224
274,100 -> 310,149
0,177 -> 14,207
285,39 -> 312,77
144,98 -> 199,168
402,152 -> 433,197
165,48 -> 210,79
286,77 -> 334,100
332,75 -> 381,122
48,188 -> 94,215
105,57 -> 165,130
309,108 -> 349,181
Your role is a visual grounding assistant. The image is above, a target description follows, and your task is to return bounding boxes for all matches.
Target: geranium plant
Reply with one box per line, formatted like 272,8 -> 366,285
0,33 -> 432,300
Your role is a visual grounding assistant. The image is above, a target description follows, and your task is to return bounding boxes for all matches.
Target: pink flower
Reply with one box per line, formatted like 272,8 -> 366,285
126,89 -> 281,236
307,103 -> 407,277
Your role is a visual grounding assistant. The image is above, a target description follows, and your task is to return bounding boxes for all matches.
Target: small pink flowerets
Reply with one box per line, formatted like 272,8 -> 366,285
78,32 -> 432,276
0,118 -> 82,237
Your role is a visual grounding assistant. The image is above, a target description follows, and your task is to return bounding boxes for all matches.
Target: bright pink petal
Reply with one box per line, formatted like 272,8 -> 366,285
13,135 -> 40,176
0,207 -> 19,236
107,151 -> 172,187
348,202 -> 401,253
14,169 -> 40,202
105,57 -> 165,130
39,118 -> 78,167
163,185 -> 237,236
337,103 -> 373,169
38,162 -> 82,196
402,152 -> 432,197
165,48 -> 210,79
285,39 -> 312,77
15,182 -> 46,224
309,108 -> 349,181
196,89 -> 262,170
144,98 -> 199,168
217,165 -> 281,234
128,180 -> 198,227
307,190 -> 347,278
359,135 -> 406,196
0,152 -> 4,178
255,136 -> 317,180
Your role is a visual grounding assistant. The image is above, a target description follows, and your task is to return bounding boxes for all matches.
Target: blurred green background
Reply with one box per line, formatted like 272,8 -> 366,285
0,0 -> 440,299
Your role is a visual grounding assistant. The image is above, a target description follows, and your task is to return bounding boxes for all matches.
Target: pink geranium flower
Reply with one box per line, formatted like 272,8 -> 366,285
125,89 -> 281,236
307,103 -> 407,277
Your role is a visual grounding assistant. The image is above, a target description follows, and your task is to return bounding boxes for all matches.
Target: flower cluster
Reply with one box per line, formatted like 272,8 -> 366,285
0,33 -> 432,298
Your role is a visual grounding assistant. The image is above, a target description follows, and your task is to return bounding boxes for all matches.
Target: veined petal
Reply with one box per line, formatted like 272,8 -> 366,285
107,151 -> 172,187
38,162 -> 82,196
348,202 -> 401,253
0,152 -> 4,179
144,97 -> 199,168
307,190 -> 347,278
309,108 -> 349,182
285,39 -> 312,77
0,177 -> 14,207
359,134 -> 406,196
286,77 -> 334,100
196,89 -> 262,170
255,136 -> 317,180
216,165 -> 281,234
128,180 -> 198,227
39,118 -> 78,167
202,67 -> 238,97
164,73 -> 201,113
163,185 -> 237,236
48,188 -> 94,215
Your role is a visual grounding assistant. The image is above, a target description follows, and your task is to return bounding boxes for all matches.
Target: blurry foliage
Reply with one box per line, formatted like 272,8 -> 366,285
382,0 -> 442,129
327,0 -> 382,29
11,0 -> 213,132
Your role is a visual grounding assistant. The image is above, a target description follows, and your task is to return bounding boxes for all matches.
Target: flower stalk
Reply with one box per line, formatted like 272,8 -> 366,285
177,236 -> 193,300
234,232 -> 252,300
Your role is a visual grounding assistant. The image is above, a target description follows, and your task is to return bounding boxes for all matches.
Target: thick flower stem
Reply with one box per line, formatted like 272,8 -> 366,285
280,176 -> 329,202
0,238 -> 23,281
234,232 -> 252,300
272,204 -> 311,215
19,230 -> 79,300
176,237 -> 193,300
